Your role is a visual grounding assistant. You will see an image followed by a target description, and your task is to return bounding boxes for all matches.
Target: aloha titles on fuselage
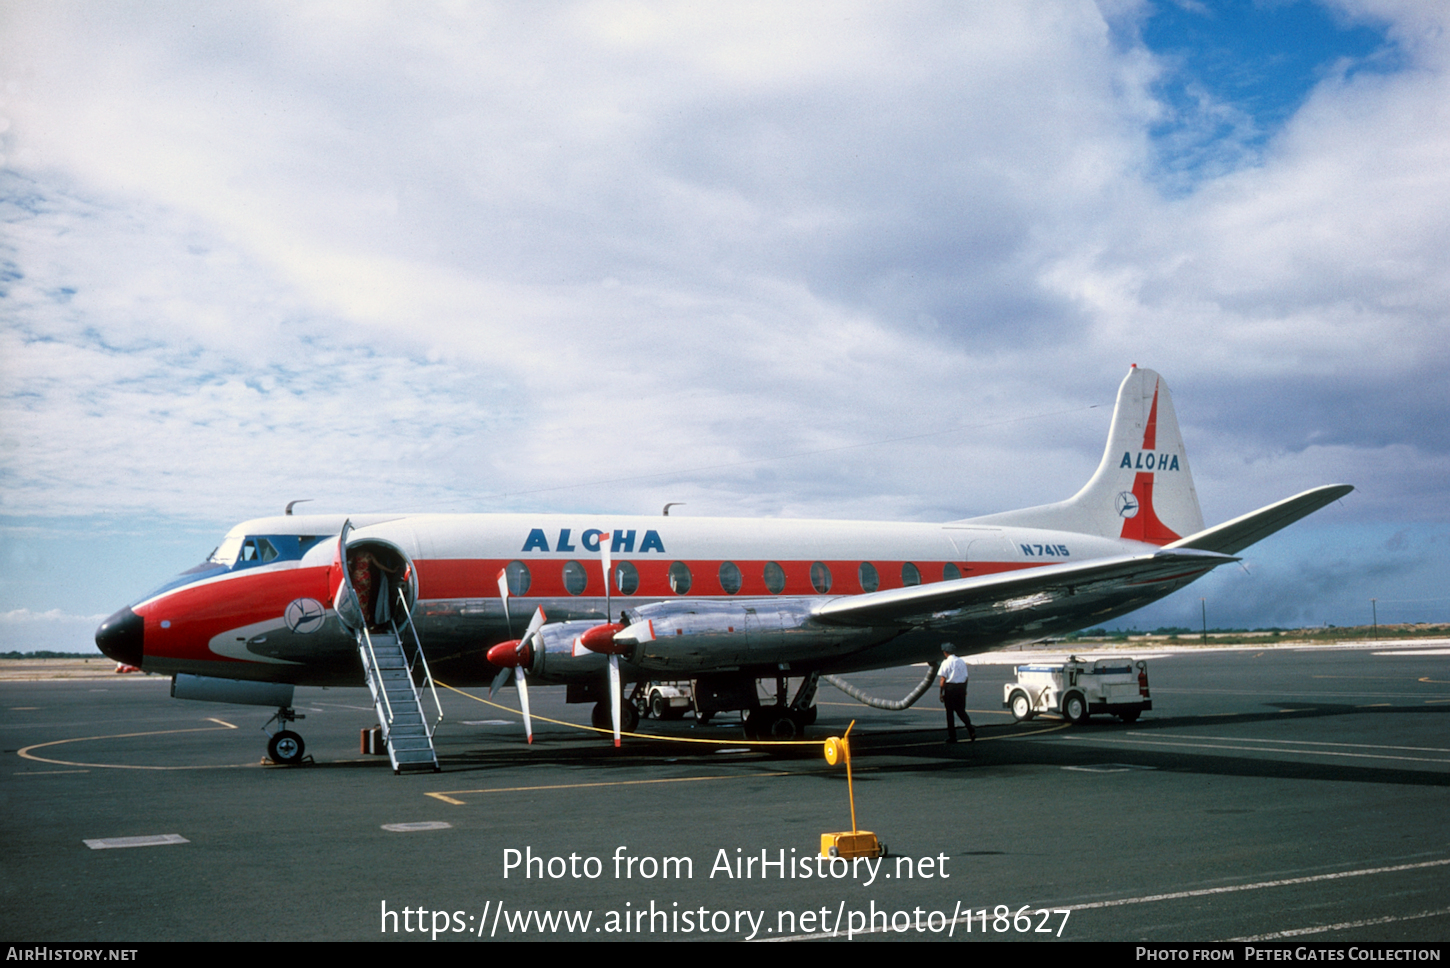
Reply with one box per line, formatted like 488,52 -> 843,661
1120,450 -> 1182,471
520,528 -> 667,555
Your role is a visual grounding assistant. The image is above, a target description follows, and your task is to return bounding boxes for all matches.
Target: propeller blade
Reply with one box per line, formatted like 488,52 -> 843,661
600,537 -> 613,622
609,655 -> 622,748
488,665 -> 511,699
518,669 -> 533,744
524,606 -> 546,640
517,608 -> 545,743
496,568 -> 512,637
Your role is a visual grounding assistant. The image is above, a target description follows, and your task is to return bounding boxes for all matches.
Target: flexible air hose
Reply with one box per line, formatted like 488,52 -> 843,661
823,667 -> 938,710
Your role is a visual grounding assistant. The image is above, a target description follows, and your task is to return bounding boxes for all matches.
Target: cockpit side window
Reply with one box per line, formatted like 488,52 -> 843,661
239,538 -> 280,564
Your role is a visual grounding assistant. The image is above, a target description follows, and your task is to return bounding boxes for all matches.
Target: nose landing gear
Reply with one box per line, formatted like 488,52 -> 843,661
263,706 -> 308,766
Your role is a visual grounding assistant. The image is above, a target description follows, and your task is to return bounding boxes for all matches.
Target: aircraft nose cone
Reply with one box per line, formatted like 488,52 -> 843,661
96,607 -> 144,666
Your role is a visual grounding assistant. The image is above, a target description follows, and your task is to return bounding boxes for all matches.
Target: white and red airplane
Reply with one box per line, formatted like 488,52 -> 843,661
95,366 -> 1350,768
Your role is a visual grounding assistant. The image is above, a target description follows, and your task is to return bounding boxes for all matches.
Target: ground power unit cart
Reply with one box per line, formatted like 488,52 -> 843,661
1003,657 -> 1151,724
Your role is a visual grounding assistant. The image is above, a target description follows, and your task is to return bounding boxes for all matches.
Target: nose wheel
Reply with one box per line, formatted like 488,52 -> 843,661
267,730 -> 306,765
263,705 -> 308,767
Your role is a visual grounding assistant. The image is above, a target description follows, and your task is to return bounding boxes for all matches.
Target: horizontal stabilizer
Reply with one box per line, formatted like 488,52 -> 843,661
1164,485 -> 1353,556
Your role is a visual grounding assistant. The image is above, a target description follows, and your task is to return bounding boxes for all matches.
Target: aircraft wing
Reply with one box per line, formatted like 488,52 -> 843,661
1164,484 -> 1353,556
810,547 -> 1238,630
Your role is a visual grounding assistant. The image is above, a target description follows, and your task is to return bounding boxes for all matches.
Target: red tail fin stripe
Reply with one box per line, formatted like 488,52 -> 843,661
1142,379 -> 1160,451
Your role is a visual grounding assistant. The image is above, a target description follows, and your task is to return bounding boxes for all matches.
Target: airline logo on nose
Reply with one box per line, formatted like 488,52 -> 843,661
284,598 -> 326,634
1120,451 -> 1180,471
520,528 -> 667,554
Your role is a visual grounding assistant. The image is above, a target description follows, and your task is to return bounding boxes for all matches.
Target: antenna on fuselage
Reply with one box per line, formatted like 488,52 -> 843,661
285,499 -> 313,516
663,503 -> 685,516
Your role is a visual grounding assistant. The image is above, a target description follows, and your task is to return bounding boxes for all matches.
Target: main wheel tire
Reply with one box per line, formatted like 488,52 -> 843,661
591,702 -> 611,730
744,707 -> 777,740
620,701 -> 639,733
1063,693 -> 1088,725
768,714 -> 799,741
799,705 -> 818,726
1009,690 -> 1033,722
268,730 -> 305,765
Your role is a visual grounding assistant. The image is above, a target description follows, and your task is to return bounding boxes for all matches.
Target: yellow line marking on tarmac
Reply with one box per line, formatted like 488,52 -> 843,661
13,769 -> 90,775
16,719 -> 246,770
867,720 -> 1070,751
438,681 -> 820,747
425,769 -> 821,805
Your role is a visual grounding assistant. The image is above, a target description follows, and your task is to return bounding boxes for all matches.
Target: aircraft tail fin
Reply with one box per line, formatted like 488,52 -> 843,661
959,365 -> 1205,544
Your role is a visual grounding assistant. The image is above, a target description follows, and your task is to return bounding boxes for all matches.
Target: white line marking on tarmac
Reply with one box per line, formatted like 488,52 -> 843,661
1062,763 -> 1157,773
84,834 -> 189,850
1231,906 -> 1450,940
382,822 -> 452,832
1134,732 -> 1450,754
1070,857 -> 1450,910
1058,734 -> 1450,764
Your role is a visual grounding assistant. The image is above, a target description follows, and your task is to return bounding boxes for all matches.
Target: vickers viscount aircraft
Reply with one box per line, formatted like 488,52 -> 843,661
95,366 -> 1351,773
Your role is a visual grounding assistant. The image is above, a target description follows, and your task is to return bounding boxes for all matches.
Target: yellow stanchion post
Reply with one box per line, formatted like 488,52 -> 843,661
819,721 -> 884,859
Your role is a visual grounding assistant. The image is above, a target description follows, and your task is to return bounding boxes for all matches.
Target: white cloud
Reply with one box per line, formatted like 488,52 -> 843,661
1,1 -> 1446,622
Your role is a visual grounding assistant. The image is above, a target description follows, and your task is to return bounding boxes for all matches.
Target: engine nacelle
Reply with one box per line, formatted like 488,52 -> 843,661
613,600 -> 866,674
528,620 -> 611,679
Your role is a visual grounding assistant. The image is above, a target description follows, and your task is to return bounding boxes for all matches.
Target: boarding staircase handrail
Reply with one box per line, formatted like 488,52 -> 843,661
393,588 -> 444,736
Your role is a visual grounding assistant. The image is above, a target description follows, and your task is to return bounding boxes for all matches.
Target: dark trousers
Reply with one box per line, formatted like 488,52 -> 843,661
943,682 -> 974,739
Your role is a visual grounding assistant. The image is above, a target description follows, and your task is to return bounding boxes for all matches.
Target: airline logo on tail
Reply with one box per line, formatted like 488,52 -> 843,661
1117,380 -> 1182,546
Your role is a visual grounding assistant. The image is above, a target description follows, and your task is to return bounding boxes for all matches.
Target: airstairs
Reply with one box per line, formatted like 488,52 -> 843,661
356,597 -> 443,774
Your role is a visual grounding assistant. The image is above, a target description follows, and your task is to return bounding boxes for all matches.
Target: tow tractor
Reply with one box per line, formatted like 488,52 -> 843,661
1003,657 -> 1151,724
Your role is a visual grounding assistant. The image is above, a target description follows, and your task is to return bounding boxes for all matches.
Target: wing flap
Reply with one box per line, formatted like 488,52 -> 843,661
1163,484 -> 1353,556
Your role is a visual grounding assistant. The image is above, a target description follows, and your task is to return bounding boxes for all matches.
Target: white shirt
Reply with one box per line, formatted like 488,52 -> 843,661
939,653 -> 968,684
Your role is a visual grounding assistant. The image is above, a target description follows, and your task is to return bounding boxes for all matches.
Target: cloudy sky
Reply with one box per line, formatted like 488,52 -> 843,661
2,0 -> 1446,651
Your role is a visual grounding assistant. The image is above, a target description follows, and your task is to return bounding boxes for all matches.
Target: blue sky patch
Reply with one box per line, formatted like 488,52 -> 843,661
1136,0 -> 1396,186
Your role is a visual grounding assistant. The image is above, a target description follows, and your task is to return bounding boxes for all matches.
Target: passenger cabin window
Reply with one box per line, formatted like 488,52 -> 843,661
668,561 -> 692,595
943,562 -> 962,581
858,561 -> 880,593
901,562 -> 921,587
614,561 -> 639,595
763,561 -> 786,594
810,561 -> 832,594
718,561 -> 742,595
505,560 -> 531,596
562,560 -> 587,596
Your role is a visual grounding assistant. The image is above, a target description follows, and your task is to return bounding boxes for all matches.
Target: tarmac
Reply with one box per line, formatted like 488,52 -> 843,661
3,641 -> 1448,942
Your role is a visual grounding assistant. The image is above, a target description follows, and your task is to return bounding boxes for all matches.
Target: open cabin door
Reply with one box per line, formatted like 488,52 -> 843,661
333,520 -> 439,774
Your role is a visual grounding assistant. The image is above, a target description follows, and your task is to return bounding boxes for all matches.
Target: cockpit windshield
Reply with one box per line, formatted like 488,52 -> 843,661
209,534 -> 245,568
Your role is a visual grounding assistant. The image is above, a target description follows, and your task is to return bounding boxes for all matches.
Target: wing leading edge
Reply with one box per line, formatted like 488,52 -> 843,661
1164,484 -> 1353,556
811,547 -> 1237,631
810,484 -> 1351,640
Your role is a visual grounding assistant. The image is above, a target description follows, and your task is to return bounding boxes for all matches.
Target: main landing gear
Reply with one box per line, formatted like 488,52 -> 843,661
743,705 -> 816,740
742,673 -> 820,741
591,698 -> 640,735
263,705 -> 308,766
